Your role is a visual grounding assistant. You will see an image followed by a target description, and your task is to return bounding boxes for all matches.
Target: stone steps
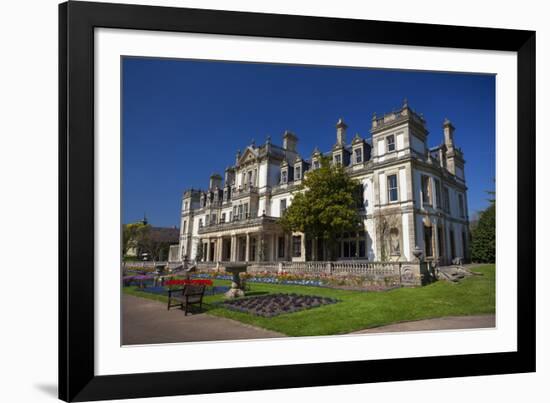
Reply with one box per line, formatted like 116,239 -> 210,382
437,266 -> 475,283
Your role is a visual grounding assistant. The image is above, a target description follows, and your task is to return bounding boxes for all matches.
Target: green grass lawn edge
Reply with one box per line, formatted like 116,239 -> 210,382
123,264 -> 495,337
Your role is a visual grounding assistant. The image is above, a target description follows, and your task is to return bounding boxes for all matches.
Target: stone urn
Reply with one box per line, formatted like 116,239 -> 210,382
224,264 -> 248,299
412,246 -> 423,262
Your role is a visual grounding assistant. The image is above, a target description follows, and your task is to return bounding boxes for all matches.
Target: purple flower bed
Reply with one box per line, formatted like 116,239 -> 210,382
222,293 -> 338,317
193,273 -> 233,281
123,274 -> 156,287
191,273 -> 326,287
247,277 -> 325,287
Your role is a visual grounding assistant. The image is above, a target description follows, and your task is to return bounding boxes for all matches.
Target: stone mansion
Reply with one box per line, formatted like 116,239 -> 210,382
174,101 -> 469,266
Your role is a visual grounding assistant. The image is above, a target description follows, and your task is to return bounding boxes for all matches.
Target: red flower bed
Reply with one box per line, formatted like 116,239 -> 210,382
165,279 -> 213,287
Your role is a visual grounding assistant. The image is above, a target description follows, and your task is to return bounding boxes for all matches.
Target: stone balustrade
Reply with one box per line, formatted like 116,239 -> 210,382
123,259 -> 429,286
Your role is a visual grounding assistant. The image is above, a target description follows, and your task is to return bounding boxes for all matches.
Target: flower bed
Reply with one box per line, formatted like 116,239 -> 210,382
123,274 -> 156,287
188,270 -> 401,290
222,293 -> 338,317
193,273 -> 233,281
191,271 -> 326,287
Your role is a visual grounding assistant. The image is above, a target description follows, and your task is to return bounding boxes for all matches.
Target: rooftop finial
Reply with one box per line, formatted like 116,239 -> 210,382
265,135 -> 271,144
403,98 -> 409,108
336,118 -> 347,146
336,117 -> 347,128
235,149 -> 241,164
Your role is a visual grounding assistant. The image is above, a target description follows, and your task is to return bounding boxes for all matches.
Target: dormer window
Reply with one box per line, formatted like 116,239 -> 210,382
334,154 -> 342,166
387,135 -> 396,152
354,148 -> 362,164
295,165 -> 302,180
313,160 -> 320,169
281,170 -> 288,184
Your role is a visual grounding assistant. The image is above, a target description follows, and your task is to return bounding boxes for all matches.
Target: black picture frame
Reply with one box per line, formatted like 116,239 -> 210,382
59,1 -> 536,401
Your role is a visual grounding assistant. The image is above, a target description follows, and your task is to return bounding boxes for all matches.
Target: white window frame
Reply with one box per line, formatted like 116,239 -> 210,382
387,174 -> 399,203
281,170 -> 288,184
421,175 -> 431,206
387,134 -> 396,152
354,148 -> 362,164
280,199 -> 287,215
295,165 -> 301,180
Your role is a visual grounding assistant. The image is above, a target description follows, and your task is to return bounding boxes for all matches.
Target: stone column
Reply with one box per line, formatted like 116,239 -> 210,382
245,233 -> 250,262
433,218 -> 440,262
206,237 -> 211,261
271,234 -> 276,261
300,234 -> 306,261
230,235 -> 237,262
274,234 -> 279,261
286,233 -> 291,260
217,236 -> 223,262
266,233 -> 272,261
439,220 -> 446,264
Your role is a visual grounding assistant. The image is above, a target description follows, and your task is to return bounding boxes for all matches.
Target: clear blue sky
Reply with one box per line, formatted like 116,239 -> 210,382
123,57 -> 495,227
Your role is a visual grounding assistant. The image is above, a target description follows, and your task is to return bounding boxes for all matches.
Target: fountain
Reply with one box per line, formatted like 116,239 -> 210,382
223,263 -> 248,299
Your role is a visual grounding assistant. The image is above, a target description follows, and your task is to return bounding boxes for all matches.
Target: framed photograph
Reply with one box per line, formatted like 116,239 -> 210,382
59,1 -> 535,401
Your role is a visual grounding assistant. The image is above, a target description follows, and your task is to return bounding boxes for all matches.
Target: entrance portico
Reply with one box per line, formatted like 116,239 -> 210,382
197,216 -> 291,263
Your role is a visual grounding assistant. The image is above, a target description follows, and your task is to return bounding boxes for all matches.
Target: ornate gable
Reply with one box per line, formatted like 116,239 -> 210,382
237,146 -> 258,165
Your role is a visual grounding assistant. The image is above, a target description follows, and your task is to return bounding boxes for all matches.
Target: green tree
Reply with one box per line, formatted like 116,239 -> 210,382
136,225 -> 170,262
470,201 -> 495,263
122,221 -> 147,256
279,156 -> 362,260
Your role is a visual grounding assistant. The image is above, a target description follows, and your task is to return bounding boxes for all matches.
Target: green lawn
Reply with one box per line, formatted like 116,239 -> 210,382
123,264 -> 495,336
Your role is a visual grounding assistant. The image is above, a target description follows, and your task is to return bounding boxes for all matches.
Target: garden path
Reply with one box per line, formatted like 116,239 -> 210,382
349,314 -> 495,334
122,294 -> 284,345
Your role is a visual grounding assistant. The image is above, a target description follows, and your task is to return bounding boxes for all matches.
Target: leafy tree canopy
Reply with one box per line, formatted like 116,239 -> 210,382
470,196 -> 495,263
122,221 -> 148,256
279,156 -> 362,258
123,223 -> 172,262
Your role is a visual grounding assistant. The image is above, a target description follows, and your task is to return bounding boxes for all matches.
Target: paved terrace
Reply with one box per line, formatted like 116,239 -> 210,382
122,294 -> 284,345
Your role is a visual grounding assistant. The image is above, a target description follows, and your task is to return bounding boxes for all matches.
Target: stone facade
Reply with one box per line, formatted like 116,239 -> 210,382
176,100 -> 469,266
